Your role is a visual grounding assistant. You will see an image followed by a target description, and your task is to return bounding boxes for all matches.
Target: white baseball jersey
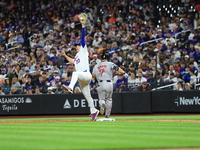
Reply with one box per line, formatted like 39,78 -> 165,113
73,45 -> 90,72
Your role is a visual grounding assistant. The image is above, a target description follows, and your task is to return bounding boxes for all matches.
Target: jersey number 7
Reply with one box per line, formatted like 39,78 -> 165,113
99,69 -> 105,77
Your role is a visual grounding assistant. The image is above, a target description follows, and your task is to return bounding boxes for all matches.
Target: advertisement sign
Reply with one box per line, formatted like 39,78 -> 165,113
174,91 -> 200,112
1,91 -> 200,115
40,94 -> 99,114
0,95 -> 41,115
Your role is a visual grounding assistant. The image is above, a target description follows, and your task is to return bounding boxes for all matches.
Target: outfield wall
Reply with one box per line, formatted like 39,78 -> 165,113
0,91 -> 200,115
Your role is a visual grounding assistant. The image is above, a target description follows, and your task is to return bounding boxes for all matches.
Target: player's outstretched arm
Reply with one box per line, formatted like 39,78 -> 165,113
80,23 -> 86,48
61,51 -> 74,64
78,13 -> 87,48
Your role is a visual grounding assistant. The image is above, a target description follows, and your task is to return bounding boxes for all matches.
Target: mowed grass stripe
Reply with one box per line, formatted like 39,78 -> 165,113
0,121 -> 200,133
0,122 -> 200,150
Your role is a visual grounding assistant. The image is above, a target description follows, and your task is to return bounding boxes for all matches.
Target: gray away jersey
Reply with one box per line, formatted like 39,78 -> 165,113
92,61 -> 117,81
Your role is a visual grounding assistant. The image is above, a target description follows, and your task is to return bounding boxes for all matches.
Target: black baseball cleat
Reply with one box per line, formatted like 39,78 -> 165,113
62,85 -> 73,94
105,115 -> 109,118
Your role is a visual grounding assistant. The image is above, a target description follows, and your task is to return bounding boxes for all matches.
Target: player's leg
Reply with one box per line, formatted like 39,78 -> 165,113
96,83 -> 106,115
68,72 -> 79,89
78,72 -> 99,120
62,72 -> 79,94
105,83 -> 113,118
99,92 -> 106,115
80,82 -> 99,120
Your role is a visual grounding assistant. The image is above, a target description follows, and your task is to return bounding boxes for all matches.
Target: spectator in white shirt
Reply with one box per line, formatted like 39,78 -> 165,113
175,81 -> 184,91
164,33 -> 176,46
163,72 -> 170,82
47,87 -> 55,94
189,69 -> 196,89
121,41 -> 131,51
92,36 -> 102,47
93,28 -> 103,38
169,73 -> 178,83
173,47 -> 181,59
135,72 -> 147,86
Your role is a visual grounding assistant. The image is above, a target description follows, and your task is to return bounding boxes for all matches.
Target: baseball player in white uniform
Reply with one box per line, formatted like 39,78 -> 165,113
92,52 -> 126,118
61,14 -> 99,121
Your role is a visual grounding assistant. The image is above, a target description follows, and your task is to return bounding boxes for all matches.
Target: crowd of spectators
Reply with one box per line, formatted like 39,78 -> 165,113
0,0 -> 200,95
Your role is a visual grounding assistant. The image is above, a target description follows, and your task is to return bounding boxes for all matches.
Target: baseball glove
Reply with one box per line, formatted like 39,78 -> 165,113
78,13 -> 88,24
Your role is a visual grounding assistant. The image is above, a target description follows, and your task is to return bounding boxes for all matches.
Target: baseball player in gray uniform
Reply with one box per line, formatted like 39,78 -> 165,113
61,13 -> 99,121
92,52 -> 126,118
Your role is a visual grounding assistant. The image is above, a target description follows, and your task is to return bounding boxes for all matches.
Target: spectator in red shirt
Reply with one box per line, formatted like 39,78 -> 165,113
138,82 -> 151,91
108,14 -> 116,24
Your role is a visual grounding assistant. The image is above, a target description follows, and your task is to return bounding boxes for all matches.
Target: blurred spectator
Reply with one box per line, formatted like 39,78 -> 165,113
189,69 -> 197,89
163,71 -> 170,82
155,72 -> 165,87
188,62 -> 198,75
138,81 -> 151,91
135,72 -> 147,86
169,73 -> 178,83
47,87 -> 54,94
6,67 -> 16,81
36,75 -> 46,93
184,82 -> 192,91
35,87 -> 42,95
25,76 -> 35,91
74,86 -> 81,93
0,68 -> 6,84
91,54 -> 101,64
115,74 -> 127,92
26,87 -> 33,95
175,82 -> 184,91
3,78 -> 12,94
0,87 -> 5,95
9,86 -> 20,95
54,76 -> 62,93
127,72 -> 138,91
11,77 -> 21,90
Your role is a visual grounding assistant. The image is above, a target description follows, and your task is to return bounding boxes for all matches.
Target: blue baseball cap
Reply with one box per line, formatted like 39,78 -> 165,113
18,57 -> 24,60
176,58 -> 181,61
74,43 -> 80,46
26,87 -> 32,90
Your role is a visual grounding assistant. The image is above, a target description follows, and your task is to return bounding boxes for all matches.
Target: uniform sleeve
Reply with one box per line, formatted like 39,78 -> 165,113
111,63 -> 119,71
92,65 -> 97,75
80,27 -> 86,48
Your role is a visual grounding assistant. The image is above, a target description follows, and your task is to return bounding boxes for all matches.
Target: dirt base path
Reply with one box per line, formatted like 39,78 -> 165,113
0,113 -> 199,124
0,119 -> 200,124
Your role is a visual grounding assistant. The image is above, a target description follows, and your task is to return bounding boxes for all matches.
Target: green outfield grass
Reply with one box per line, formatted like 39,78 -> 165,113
0,115 -> 200,150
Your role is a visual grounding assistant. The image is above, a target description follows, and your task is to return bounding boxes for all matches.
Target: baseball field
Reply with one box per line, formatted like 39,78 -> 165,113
0,114 -> 200,150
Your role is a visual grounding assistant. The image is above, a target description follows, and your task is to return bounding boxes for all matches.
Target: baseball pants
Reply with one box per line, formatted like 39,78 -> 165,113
96,80 -> 113,117
68,71 -> 98,114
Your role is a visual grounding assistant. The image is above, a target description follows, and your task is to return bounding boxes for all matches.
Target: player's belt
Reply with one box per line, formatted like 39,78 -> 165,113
99,80 -> 111,82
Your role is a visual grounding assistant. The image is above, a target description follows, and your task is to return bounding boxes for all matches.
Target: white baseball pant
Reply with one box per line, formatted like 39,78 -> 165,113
68,71 -> 98,114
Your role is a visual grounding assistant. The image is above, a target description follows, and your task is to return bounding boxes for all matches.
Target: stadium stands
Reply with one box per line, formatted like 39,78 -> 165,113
0,0 -> 200,94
